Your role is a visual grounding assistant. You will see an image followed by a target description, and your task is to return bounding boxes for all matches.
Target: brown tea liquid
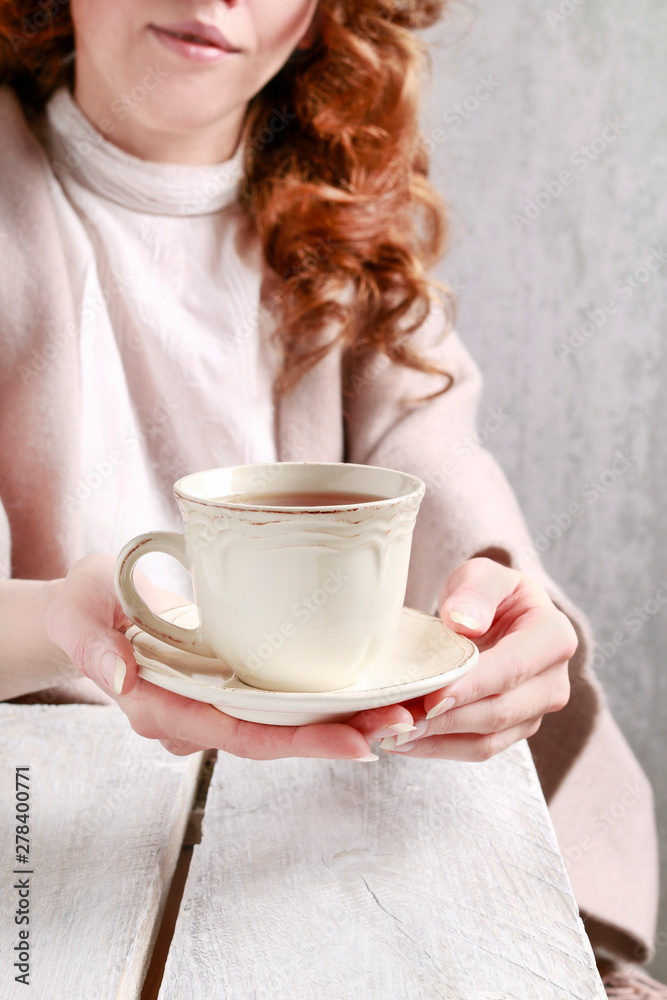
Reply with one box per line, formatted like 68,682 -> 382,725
219,490 -> 387,507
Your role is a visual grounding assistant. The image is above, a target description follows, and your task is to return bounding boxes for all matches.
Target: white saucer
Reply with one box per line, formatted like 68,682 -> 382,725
127,605 -> 478,726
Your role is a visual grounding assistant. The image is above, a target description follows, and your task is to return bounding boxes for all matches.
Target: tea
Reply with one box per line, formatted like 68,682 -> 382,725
221,490 -> 387,507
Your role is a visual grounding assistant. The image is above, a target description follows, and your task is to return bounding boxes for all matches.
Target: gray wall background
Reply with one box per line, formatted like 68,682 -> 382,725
421,0 -> 667,981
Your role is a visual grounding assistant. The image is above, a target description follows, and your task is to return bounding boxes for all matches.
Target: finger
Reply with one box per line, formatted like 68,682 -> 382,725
382,716 -> 544,762
346,704 -> 418,741
159,737 -> 208,756
417,665 -> 569,738
142,581 -> 193,616
118,678 -> 378,761
424,604 -> 576,712
438,557 -> 526,634
46,555 -> 140,696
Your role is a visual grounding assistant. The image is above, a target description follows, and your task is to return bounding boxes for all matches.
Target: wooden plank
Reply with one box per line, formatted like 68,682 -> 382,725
0,704 -> 202,1000
159,741 -> 606,1000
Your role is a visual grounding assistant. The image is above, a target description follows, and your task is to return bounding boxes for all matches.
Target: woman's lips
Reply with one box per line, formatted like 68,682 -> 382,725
149,20 -> 240,64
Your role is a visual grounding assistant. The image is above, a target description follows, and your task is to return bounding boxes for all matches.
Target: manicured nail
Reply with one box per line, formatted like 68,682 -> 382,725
396,720 -> 428,745
426,696 -> 456,720
380,720 -> 429,750
385,741 -> 417,753
448,605 -> 482,630
371,723 -> 417,740
101,652 -> 126,695
352,753 -> 379,762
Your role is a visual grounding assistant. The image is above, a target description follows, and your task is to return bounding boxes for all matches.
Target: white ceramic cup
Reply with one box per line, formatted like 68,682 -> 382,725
115,462 -> 425,692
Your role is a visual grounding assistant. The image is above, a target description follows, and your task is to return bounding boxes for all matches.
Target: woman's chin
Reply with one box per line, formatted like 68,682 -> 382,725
105,97 -> 246,164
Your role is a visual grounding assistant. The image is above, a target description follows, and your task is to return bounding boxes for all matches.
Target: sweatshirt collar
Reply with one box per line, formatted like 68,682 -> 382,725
45,87 -> 244,217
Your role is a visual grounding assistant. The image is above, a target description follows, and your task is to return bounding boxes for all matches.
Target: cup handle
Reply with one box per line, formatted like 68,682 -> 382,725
114,531 -> 217,658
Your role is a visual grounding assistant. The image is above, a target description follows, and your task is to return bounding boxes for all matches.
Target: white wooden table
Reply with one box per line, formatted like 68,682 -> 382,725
0,704 -> 607,1000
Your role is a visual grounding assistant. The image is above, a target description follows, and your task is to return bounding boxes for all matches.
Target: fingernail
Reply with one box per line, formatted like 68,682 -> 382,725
351,753 -> 379,762
396,719 -> 428,747
448,606 -> 482,630
380,720 -> 429,751
386,741 -> 417,753
371,723 -> 417,740
101,652 -> 126,695
425,696 -> 456,720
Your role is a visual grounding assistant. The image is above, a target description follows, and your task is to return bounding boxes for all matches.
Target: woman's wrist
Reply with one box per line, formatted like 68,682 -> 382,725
0,578 -> 80,701
40,577 -> 80,669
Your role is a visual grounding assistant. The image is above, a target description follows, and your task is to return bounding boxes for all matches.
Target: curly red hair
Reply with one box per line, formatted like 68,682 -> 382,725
0,0 -> 453,393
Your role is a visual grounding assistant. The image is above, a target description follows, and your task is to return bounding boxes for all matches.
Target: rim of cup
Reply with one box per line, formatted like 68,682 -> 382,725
172,462 -> 426,511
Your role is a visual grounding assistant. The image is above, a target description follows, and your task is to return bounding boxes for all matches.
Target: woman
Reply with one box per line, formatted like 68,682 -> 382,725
0,1 -> 662,994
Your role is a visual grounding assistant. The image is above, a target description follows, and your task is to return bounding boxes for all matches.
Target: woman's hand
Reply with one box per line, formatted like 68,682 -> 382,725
377,557 -> 578,761
45,555 -> 414,761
